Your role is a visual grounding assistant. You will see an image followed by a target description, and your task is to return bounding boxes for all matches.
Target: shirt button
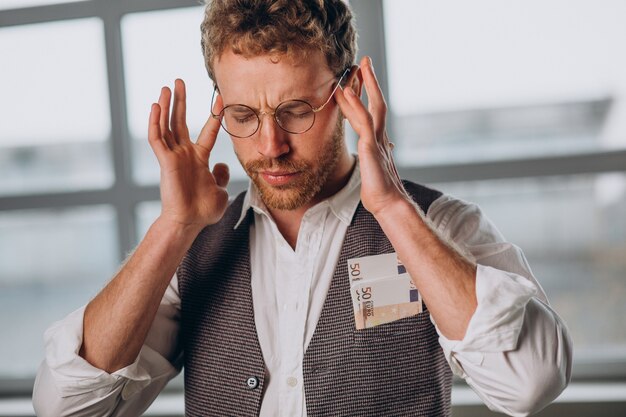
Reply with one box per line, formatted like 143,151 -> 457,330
246,376 -> 259,389
286,376 -> 298,387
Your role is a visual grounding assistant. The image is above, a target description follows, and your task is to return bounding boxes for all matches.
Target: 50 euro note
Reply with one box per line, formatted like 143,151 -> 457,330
349,272 -> 422,330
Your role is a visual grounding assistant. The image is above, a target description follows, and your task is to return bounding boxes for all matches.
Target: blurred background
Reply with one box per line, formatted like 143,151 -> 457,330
0,0 -> 625,415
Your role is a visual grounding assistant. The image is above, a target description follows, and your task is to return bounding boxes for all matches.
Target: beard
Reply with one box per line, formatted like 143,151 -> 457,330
239,118 -> 344,211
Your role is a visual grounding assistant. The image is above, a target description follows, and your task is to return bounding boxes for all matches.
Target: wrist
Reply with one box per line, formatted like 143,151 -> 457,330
153,215 -> 206,240
373,197 -> 435,240
374,195 -> 420,222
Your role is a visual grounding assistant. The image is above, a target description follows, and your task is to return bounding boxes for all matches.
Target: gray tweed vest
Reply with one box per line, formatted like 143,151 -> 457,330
177,181 -> 452,416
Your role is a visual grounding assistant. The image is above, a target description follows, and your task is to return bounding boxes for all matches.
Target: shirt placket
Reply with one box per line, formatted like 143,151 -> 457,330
276,209 -> 326,417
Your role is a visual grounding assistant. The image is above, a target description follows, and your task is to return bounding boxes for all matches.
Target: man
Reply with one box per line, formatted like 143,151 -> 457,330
33,0 -> 572,416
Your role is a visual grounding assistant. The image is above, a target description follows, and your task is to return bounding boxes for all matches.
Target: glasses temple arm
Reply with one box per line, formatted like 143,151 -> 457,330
210,85 -> 221,119
312,67 -> 351,112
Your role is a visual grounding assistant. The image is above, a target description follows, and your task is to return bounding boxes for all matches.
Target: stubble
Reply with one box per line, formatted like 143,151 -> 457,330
239,118 -> 345,211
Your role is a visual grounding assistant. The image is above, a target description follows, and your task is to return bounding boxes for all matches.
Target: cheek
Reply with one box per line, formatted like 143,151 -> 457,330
294,110 -> 340,151
232,135 -> 280,164
317,107 -> 340,133
231,139 -> 256,164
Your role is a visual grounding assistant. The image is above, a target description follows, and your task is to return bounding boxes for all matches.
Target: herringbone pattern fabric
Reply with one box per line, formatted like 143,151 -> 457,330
178,181 -> 451,416
178,199 -> 265,417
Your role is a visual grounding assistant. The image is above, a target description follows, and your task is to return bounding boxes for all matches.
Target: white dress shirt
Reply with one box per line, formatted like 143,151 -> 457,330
33,162 -> 572,417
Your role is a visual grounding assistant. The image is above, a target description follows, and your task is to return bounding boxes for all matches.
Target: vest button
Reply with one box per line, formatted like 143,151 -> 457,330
246,376 -> 259,389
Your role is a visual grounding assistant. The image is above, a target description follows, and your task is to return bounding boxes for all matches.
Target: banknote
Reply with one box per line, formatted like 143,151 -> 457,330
348,253 -> 404,284
350,273 -> 422,329
348,253 -> 422,329
348,254 -> 419,301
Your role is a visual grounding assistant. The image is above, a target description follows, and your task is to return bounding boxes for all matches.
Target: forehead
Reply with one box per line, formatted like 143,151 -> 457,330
212,49 -> 335,104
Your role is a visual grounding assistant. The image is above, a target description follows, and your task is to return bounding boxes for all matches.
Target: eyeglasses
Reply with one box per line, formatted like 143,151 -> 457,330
210,68 -> 350,138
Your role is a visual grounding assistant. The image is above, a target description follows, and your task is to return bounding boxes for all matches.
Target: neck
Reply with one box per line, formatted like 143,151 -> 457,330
269,151 -> 355,249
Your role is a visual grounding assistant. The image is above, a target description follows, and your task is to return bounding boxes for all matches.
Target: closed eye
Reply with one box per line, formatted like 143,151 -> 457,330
233,114 -> 257,124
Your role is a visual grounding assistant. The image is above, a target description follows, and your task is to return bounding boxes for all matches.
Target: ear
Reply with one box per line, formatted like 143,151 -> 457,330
344,64 -> 363,97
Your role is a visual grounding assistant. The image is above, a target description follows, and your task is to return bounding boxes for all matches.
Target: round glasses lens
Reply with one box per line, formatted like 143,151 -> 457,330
275,100 -> 315,134
222,105 -> 259,137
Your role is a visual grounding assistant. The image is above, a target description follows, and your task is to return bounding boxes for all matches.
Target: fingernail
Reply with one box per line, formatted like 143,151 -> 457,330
368,56 -> 374,70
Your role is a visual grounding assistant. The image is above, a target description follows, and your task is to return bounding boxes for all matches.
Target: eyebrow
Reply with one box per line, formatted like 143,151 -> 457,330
292,94 -> 318,103
223,94 -> 322,110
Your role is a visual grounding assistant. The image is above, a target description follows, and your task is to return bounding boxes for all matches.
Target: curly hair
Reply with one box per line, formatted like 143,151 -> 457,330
200,0 -> 357,82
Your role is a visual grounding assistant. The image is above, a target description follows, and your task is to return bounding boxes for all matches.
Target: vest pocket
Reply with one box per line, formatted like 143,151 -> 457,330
352,311 -> 430,346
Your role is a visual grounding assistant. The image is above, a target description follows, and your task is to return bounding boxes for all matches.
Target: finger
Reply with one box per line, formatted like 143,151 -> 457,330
158,86 -> 176,146
335,83 -> 359,127
197,93 -> 224,152
171,79 -> 190,142
148,103 -> 168,156
212,162 -> 230,188
360,56 -> 387,139
335,83 -> 377,146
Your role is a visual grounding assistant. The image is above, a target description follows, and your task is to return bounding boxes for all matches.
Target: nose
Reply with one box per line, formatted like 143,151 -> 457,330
256,113 -> 290,158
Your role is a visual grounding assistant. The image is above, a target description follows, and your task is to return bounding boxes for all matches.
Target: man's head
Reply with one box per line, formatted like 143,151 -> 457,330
200,0 -> 359,212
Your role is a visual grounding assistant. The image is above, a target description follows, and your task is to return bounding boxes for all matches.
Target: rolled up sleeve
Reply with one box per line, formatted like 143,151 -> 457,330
427,195 -> 573,416
33,276 -> 182,417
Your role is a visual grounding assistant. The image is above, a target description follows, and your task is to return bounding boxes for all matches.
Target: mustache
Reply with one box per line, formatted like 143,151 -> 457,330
245,156 -> 310,173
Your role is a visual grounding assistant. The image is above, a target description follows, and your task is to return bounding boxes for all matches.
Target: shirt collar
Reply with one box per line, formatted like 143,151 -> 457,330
234,156 -> 362,229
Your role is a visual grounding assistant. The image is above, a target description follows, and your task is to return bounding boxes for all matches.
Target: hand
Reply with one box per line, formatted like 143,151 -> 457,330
335,56 -> 411,217
148,79 -> 229,230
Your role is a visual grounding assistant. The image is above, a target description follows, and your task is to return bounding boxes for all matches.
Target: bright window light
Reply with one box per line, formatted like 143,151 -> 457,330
0,18 -> 113,195
122,6 -> 245,184
0,205 -> 119,378
0,18 -> 110,146
383,0 -> 626,164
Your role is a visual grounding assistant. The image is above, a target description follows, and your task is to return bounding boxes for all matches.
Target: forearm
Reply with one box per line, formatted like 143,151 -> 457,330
375,198 -> 477,340
80,217 -> 200,373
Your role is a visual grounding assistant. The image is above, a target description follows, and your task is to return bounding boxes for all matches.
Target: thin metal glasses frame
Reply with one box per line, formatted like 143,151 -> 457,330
210,67 -> 350,138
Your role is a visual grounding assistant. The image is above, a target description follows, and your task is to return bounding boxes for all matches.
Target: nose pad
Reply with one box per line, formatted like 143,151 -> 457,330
256,113 -> 290,158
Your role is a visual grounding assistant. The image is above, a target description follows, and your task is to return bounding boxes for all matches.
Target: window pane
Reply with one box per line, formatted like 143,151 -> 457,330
0,206 -> 119,378
0,18 -> 113,195
384,0 -> 626,165
431,172 -> 626,362
122,7 -> 245,185
136,200 -> 161,242
0,0 -> 88,10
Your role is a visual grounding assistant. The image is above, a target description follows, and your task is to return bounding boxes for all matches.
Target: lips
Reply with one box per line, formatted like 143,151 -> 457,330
259,171 -> 300,186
